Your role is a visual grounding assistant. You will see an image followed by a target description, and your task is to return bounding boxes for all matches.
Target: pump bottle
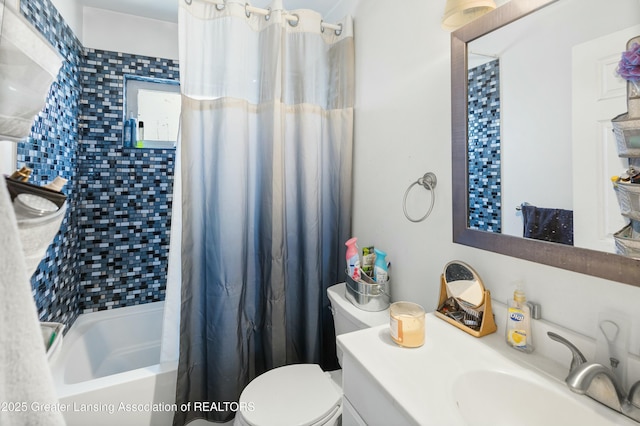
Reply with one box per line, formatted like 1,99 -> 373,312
505,287 -> 534,353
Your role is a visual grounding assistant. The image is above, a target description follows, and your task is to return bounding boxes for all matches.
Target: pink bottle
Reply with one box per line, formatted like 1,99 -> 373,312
345,237 -> 361,280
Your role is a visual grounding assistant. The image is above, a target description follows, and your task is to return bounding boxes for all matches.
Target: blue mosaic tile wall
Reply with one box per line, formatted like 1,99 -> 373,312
19,0 -> 82,325
18,0 -> 178,325
77,49 -> 177,312
468,59 -> 501,232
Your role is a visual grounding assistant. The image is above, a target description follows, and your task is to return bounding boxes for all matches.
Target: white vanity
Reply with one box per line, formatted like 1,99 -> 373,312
337,310 -> 638,425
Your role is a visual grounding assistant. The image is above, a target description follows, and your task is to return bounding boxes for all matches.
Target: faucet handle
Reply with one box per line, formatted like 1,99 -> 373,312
547,332 -> 588,372
526,301 -> 541,320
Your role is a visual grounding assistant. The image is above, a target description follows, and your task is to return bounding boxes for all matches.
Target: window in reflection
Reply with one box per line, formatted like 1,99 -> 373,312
124,75 -> 180,149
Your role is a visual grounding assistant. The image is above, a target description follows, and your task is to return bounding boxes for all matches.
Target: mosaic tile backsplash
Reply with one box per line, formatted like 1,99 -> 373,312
468,59 -> 501,233
18,0 -> 177,327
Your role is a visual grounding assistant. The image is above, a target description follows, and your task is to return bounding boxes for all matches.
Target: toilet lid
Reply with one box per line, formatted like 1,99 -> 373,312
238,364 -> 341,426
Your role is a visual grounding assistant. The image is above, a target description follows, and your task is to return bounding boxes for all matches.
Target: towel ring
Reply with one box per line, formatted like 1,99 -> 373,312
403,172 -> 437,223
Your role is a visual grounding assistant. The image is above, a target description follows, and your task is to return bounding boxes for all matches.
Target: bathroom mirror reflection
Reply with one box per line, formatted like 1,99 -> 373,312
444,261 -> 475,284
451,0 -> 640,285
465,0 -> 639,252
443,260 -> 485,308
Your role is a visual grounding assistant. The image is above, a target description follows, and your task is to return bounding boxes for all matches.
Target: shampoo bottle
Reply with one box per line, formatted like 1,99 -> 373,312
373,248 -> 388,283
345,237 -> 360,280
128,114 -> 137,144
137,121 -> 145,148
506,287 -> 534,353
124,115 -> 133,148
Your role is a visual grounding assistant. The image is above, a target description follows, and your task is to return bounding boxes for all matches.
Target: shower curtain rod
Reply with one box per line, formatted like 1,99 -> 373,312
190,0 -> 344,34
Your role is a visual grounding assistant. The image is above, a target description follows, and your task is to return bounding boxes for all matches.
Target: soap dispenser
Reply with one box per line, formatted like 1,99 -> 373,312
506,286 -> 534,353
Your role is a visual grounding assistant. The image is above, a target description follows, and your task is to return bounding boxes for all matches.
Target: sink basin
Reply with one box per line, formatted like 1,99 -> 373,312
337,314 -> 639,425
452,370 -> 616,426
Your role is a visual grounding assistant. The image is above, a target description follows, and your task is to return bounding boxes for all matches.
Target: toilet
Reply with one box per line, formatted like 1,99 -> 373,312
234,282 -> 389,426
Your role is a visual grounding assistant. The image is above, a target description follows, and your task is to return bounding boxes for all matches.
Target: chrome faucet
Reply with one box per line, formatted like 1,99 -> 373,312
548,331 -> 640,422
566,363 -> 626,411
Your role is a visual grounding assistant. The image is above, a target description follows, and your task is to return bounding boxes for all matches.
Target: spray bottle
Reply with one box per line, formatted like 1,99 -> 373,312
373,248 -> 388,283
345,237 -> 360,280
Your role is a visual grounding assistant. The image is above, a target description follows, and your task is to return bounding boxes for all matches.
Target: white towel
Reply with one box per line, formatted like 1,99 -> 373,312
0,181 -> 65,425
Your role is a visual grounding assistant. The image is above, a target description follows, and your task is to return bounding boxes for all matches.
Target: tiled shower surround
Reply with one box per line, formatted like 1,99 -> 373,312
78,49 -> 177,311
18,0 -> 177,327
19,0 -> 82,326
468,59 -> 501,232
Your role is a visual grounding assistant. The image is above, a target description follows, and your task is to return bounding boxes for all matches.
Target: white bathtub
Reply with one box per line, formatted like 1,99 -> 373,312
49,302 -> 178,426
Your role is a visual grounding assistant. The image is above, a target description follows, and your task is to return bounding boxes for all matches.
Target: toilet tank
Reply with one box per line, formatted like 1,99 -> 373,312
327,283 -> 389,336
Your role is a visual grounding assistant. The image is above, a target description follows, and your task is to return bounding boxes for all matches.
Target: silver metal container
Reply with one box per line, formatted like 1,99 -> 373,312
345,271 -> 390,312
612,112 -> 640,157
613,181 -> 640,221
614,223 -> 640,259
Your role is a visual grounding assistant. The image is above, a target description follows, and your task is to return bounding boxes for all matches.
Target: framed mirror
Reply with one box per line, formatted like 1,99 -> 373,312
451,0 -> 640,286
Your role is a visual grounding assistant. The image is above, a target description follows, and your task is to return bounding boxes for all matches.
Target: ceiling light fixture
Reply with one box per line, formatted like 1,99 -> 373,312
441,0 -> 497,31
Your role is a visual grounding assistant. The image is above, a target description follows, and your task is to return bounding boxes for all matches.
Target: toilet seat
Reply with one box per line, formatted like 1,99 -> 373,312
236,364 -> 342,426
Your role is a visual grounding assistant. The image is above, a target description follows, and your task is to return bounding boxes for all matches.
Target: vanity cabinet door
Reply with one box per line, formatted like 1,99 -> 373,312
342,397 -> 367,426
341,352 -> 418,425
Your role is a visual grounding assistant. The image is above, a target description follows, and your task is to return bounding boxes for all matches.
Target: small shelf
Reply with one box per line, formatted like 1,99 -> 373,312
41,322 -> 64,361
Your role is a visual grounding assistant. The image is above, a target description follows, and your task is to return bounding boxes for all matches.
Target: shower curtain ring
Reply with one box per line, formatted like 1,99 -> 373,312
185,0 -> 192,5
216,1 -> 225,11
245,3 -> 251,18
321,20 -> 325,33
288,13 -> 300,27
335,23 -> 343,36
264,7 -> 271,20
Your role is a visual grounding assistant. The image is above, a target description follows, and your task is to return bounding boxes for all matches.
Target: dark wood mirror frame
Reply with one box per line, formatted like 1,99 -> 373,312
451,0 -> 640,287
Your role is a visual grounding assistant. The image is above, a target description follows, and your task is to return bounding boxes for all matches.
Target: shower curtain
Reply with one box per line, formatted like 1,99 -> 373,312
174,1 -> 354,424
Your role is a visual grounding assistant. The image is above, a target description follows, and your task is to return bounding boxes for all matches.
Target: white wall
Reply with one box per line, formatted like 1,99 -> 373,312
82,7 -> 178,59
50,0 -> 83,40
332,0 -> 640,356
50,2 -> 179,59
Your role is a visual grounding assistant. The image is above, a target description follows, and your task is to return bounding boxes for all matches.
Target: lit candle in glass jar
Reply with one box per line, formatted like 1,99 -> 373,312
390,302 -> 425,348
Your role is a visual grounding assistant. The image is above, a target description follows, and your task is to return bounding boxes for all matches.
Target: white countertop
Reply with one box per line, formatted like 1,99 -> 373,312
337,312 -> 636,425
